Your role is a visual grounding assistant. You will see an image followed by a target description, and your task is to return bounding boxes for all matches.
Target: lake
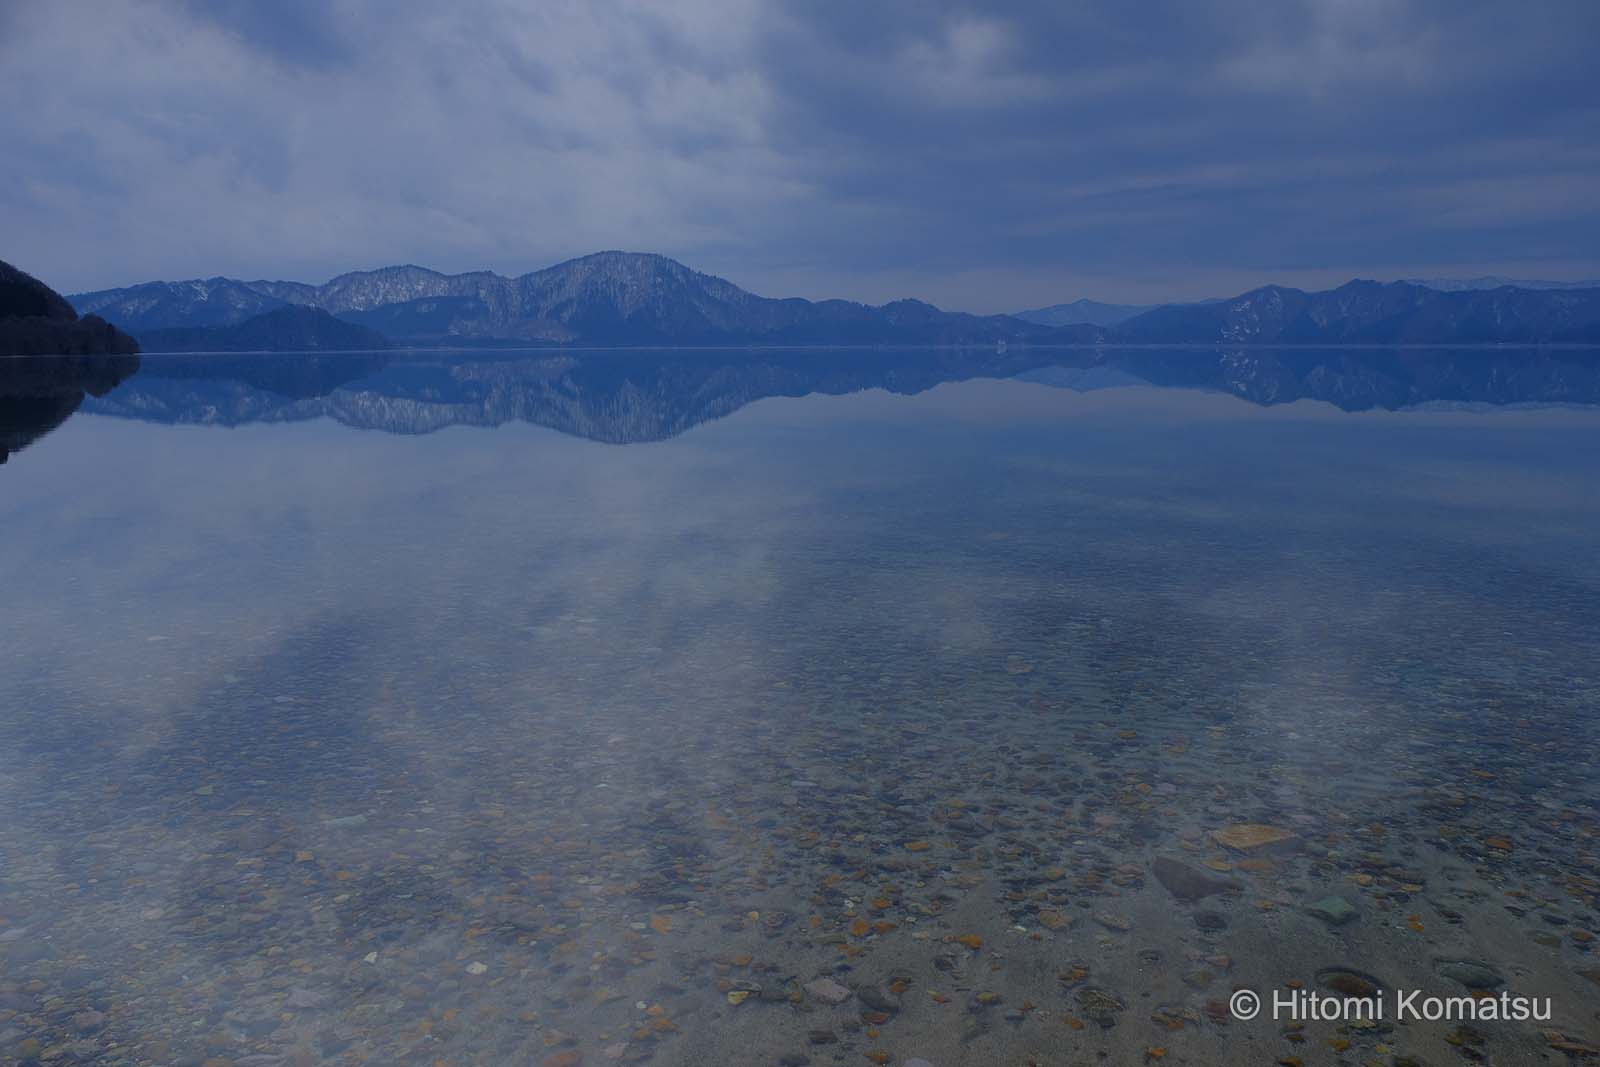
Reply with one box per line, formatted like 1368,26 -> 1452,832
2,347 -> 1599,1066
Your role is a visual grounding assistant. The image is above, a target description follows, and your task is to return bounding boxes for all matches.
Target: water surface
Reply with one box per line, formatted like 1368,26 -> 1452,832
2,348 -> 1599,1066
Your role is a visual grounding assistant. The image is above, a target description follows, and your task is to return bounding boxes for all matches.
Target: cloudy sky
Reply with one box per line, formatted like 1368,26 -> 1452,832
3,0 -> 1598,311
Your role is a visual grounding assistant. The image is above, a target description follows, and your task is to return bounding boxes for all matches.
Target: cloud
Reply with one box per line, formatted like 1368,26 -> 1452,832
1,0 -> 1597,308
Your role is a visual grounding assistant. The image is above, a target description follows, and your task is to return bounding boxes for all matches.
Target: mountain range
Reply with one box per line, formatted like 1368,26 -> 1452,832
1011,298 -> 1154,327
139,305 -> 389,353
1016,278 -> 1600,327
72,252 -> 1089,350
1399,276 -> 1600,292
1112,280 -> 1600,344
68,252 -> 1600,349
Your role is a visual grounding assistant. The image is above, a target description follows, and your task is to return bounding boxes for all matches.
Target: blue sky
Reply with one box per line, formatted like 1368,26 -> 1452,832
3,0 -> 1598,311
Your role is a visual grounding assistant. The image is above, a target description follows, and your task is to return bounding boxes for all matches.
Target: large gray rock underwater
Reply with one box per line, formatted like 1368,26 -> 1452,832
1150,856 -> 1240,902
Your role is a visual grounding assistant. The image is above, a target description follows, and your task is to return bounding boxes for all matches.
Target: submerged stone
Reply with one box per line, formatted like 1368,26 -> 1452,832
857,986 -> 900,1014
1074,987 -> 1125,1029
1151,856 -> 1238,902
1212,824 -> 1299,852
1436,959 -> 1504,990
803,978 -> 851,1005
1305,896 -> 1358,925
1317,968 -> 1384,998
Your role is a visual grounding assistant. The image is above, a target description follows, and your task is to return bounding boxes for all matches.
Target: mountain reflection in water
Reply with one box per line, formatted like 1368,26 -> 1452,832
0,346 -> 1588,452
0,353 -> 140,463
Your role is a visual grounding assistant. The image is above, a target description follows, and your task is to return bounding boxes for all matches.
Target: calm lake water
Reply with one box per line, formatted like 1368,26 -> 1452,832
2,348 -> 1599,1067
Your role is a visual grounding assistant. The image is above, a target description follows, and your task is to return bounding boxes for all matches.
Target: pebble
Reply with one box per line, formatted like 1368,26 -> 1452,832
1075,987 -> 1125,1028
1151,856 -> 1238,901
1318,968 -> 1383,997
1212,824 -> 1298,852
1436,959 -> 1503,990
803,978 -> 851,1005
857,986 -> 899,1014
71,1010 -> 106,1033
1304,896 -> 1358,925
284,988 -> 325,1009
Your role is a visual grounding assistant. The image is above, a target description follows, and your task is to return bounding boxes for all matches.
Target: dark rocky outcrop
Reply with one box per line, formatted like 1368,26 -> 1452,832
1,260 -> 139,357
0,259 -> 141,461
